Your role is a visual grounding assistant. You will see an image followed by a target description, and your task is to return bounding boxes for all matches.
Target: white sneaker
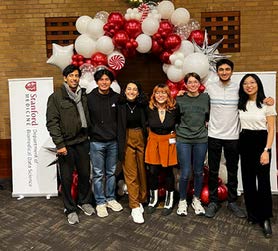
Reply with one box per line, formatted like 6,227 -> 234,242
177,200 -> 188,216
107,200 -> 123,212
131,207 -> 144,224
96,204 -> 109,218
67,212 -> 79,225
192,196 -> 205,215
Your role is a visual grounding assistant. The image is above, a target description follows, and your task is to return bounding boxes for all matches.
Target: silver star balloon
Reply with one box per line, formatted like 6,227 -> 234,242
192,30 -> 231,71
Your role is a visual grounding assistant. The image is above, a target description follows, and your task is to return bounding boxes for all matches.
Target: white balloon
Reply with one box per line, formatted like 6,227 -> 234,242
167,65 -> 185,82
111,80 -> 121,94
183,52 -> 210,79
157,0 -> 175,19
46,43 -> 73,71
162,63 -> 170,74
176,40 -> 194,57
136,34 -> 152,53
76,15 -> 93,34
171,8 -> 190,26
86,18 -> 105,39
74,34 -> 97,58
174,59 -> 183,68
142,17 -> 159,36
96,36 -> 115,55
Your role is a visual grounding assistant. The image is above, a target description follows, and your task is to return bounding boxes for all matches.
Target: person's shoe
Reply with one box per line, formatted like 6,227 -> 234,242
260,219 -> 272,238
139,203 -> 144,213
78,204 -> 95,216
67,212 -> 79,225
107,200 -> 123,212
162,190 -> 174,216
131,207 -> 144,224
146,190 -> 158,214
177,200 -> 188,216
96,204 -> 109,218
205,202 -> 221,218
227,202 -> 246,218
191,196 -> 205,215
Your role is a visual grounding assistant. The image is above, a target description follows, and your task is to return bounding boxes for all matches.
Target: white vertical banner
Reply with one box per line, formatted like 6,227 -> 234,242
231,72 -> 277,194
9,77 -> 58,197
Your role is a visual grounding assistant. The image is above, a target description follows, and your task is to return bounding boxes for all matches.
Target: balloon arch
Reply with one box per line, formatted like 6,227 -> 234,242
47,0 -> 228,96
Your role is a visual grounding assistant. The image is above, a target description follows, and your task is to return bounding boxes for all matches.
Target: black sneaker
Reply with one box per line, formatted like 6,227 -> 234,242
227,202 -> 246,218
205,202 -> 221,218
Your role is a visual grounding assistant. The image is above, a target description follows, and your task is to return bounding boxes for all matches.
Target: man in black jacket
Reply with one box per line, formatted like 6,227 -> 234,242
46,64 -> 94,225
87,68 -> 123,218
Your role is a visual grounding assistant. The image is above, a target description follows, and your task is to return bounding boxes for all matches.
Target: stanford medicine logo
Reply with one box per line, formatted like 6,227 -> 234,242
25,81 -> 37,92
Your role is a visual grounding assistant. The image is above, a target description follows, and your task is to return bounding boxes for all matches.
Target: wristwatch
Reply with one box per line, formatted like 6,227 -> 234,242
264,147 -> 271,152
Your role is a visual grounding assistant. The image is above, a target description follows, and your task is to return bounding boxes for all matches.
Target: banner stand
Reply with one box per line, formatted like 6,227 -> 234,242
9,77 -> 58,198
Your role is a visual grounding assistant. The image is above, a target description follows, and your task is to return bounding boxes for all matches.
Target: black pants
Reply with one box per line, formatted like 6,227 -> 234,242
208,137 -> 239,203
239,129 -> 273,222
147,165 -> 175,191
58,140 -> 92,214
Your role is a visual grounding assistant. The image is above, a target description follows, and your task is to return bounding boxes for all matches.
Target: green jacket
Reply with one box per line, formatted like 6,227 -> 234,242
46,84 -> 90,149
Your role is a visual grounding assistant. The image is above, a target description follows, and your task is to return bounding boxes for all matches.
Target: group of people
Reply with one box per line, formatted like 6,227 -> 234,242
46,59 -> 276,239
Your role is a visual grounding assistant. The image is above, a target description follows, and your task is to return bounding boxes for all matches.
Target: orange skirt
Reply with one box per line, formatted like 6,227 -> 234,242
145,130 -> 178,167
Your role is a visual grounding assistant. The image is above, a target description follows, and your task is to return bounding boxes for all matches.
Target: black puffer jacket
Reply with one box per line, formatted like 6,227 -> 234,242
46,85 -> 90,149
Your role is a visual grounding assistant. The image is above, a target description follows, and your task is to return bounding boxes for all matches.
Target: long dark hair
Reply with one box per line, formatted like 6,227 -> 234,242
120,81 -> 148,106
238,73 -> 266,111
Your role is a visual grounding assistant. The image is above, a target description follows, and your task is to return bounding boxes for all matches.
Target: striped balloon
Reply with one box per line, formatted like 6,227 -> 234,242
108,52 -> 125,70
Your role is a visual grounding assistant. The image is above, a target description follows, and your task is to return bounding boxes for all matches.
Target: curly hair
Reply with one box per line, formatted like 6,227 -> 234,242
120,81 -> 148,106
149,84 -> 176,111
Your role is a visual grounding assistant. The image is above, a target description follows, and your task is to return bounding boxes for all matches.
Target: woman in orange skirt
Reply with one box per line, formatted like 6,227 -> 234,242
145,84 -> 180,215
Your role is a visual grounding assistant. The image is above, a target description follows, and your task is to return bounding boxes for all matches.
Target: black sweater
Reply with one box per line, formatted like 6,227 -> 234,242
87,88 -> 120,142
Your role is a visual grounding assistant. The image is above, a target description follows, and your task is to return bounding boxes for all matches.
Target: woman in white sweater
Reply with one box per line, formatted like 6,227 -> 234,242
238,73 -> 276,238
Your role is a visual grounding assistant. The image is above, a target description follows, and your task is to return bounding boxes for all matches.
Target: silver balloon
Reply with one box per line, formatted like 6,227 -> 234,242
95,11 -> 109,23
187,18 -> 200,31
146,1 -> 158,10
192,30 -> 231,72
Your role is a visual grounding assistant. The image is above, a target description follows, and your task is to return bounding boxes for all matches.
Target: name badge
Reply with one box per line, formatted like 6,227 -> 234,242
169,138 -> 176,144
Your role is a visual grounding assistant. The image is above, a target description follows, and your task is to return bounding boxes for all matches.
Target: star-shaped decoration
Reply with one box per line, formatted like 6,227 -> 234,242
192,30 -> 231,71
46,43 -> 74,71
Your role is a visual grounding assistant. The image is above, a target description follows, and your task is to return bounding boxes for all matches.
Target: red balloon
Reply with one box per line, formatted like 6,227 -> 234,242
218,184 -> 228,201
85,59 -> 92,64
113,30 -> 129,49
218,177 -> 223,185
163,33 -> 181,52
124,19 -> 142,39
160,51 -> 172,64
71,60 -> 79,67
121,48 -> 137,58
91,52 -> 107,66
158,20 -> 173,37
188,30 -> 205,46
158,187 -> 166,198
151,39 -> 163,55
200,185 -> 210,205
170,87 -> 179,99
77,54 -> 84,61
78,60 -> 84,66
107,12 -> 125,29
198,84 -> 206,93
72,54 -> 78,61
166,79 -> 177,90
71,170 -> 78,201
177,79 -> 186,91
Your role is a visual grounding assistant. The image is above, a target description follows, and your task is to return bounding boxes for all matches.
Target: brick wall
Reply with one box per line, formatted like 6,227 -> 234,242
0,0 -> 277,139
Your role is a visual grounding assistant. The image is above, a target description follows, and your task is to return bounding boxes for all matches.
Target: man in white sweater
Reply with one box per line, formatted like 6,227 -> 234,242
205,59 -> 246,218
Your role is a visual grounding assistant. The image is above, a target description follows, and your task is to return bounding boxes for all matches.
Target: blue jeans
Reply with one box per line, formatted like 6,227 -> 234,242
90,141 -> 118,205
177,141 -> 207,200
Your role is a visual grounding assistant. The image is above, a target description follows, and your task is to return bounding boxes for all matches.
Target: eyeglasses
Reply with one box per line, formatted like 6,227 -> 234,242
155,91 -> 167,95
243,81 -> 257,86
